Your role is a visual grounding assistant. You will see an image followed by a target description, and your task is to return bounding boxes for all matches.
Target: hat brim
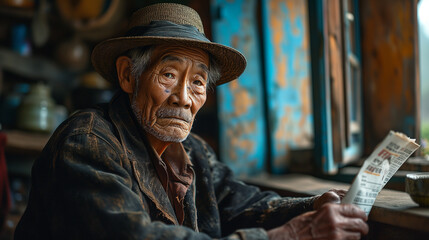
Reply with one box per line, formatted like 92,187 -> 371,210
91,36 -> 247,86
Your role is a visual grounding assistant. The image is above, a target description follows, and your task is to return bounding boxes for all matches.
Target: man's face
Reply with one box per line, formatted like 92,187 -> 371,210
131,45 -> 209,143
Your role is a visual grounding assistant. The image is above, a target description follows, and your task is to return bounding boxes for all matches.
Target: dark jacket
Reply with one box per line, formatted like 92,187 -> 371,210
15,92 -> 315,240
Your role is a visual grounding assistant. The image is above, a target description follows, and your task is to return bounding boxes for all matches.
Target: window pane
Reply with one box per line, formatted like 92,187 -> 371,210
347,0 -> 356,53
419,0 -> 429,158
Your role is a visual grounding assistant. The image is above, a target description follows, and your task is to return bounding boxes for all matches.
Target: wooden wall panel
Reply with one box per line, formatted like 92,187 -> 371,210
360,0 -> 419,154
326,0 -> 346,165
308,0 -> 338,174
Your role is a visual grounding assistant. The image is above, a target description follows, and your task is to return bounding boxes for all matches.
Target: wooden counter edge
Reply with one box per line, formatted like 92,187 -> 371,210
240,173 -> 429,233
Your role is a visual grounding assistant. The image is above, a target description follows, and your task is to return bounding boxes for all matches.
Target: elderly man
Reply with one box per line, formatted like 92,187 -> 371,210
15,3 -> 368,240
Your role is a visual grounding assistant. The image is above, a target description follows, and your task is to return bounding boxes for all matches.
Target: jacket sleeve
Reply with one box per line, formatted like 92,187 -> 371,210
17,132 -> 270,240
202,141 -> 317,236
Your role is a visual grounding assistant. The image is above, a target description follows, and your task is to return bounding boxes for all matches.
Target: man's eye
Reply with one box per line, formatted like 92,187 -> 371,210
164,73 -> 175,79
193,80 -> 204,86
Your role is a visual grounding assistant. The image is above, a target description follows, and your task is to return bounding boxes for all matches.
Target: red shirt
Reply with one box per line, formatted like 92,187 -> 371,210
151,142 -> 194,224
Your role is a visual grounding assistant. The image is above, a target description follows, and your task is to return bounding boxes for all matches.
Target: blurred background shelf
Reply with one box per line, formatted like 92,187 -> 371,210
4,129 -> 49,155
0,47 -> 72,85
0,6 -> 34,19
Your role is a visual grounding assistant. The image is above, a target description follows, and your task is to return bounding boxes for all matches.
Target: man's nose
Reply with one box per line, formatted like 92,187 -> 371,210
168,80 -> 192,109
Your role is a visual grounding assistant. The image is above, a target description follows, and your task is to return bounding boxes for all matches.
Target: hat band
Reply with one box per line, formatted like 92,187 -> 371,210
126,21 -> 211,43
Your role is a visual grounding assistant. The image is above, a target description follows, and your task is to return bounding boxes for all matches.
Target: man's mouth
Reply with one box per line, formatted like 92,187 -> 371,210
156,108 -> 192,123
161,116 -> 190,123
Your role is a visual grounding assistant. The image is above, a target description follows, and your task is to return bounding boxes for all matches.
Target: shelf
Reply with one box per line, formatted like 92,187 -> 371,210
0,47 -> 73,85
0,6 -> 35,19
4,129 -> 50,155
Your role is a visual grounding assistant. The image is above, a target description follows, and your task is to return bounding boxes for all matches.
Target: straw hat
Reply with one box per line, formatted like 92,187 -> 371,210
91,3 -> 247,86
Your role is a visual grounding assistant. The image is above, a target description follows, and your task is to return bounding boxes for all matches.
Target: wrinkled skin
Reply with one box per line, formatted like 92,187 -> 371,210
268,190 -> 368,240
117,45 -> 209,155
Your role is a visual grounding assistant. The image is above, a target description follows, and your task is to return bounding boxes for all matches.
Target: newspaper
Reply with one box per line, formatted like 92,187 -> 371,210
341,131 -> 420,215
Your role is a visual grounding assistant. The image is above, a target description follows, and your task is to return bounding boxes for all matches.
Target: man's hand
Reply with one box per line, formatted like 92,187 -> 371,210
267,203 -> 368,240
313,189 -> 347,210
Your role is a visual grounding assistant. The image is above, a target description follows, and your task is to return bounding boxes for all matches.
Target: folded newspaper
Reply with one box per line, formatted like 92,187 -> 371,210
341,131 -> 420,215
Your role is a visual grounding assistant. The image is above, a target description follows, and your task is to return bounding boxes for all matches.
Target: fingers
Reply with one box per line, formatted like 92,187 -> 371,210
309,224 -> 364,240
276,204 -> 369,240
337,204 -> 368,221
318,203 -> 367,222
310,204 -> 369,239
343,217 -> 369,235
322,191 -> 342,204
313,190 -> 343,210
329,189 -> 347,199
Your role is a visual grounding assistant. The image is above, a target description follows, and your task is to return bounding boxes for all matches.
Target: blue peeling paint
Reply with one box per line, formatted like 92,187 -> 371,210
262,0 -> 314,174
212,0 -> 267,176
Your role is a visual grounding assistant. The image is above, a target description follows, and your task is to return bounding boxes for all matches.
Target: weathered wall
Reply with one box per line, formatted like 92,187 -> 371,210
212,0 -> 313,175
262,0 -> 313,173
360,0 -> 419,154
212,0 -> 267,176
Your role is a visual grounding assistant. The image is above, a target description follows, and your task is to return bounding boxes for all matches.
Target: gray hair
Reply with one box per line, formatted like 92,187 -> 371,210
125,46 -> 154,98
125,46 -> 221,92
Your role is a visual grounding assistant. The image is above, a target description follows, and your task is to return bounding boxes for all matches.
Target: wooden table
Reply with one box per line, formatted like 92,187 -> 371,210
241,174 -> 429,239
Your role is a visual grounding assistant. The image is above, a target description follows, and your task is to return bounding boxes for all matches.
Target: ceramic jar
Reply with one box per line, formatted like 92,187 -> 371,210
17,83 -> 55,133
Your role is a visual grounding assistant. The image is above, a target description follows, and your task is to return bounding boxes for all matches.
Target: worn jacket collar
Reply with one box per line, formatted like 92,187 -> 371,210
107,92 -> 185,225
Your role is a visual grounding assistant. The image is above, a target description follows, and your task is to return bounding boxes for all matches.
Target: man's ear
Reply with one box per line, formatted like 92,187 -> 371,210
116,56 -> 135,94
